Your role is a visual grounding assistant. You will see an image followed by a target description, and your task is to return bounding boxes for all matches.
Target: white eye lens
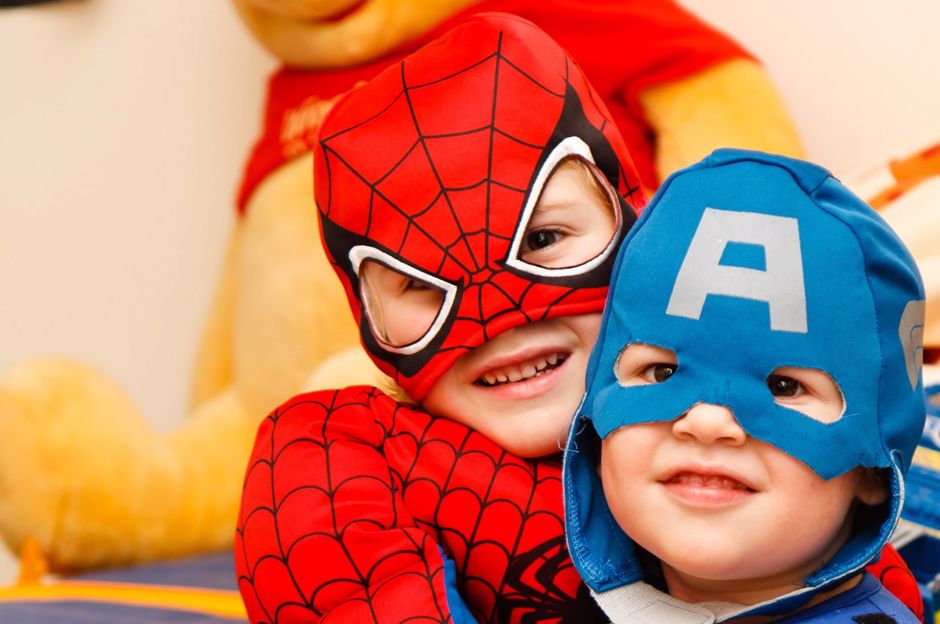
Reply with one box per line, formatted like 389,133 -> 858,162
507,138 -> 621,277
351,247 -> 457,353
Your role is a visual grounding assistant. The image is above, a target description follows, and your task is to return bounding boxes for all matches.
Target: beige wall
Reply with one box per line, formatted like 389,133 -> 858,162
1,0 -> 938,583
0,1 -> 274,426
0,0 -> 275,582
681,0 -> 940,178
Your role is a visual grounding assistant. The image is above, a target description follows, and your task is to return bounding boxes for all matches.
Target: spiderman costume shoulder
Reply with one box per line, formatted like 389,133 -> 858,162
237,13 -> 632,622
235,385 -> 606,623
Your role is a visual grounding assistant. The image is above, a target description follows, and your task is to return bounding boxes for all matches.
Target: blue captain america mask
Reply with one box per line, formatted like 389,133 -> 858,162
586,150 -> 925,480
564,149 -> 926,613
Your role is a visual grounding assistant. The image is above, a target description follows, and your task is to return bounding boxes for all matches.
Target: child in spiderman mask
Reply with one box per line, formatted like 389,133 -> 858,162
235,15 -> 922,624
236,14 -> 643,623
564,149 -> 927,623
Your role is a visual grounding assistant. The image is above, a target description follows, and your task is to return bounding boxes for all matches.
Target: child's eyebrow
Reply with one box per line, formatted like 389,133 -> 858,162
532,200 -> 579,213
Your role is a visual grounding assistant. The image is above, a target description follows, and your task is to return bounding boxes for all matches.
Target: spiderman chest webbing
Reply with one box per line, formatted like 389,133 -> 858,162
369,389 -> 604,622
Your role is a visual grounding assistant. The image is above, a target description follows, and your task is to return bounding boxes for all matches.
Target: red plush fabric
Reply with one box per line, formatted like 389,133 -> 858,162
867,542 -> 925,622
236,0 -> 751,211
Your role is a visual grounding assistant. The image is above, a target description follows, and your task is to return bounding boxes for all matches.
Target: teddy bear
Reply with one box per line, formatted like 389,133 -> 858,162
0,0 -> 804,572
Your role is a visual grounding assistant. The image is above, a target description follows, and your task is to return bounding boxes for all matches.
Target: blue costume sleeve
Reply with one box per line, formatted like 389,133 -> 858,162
775,574 -> 920,623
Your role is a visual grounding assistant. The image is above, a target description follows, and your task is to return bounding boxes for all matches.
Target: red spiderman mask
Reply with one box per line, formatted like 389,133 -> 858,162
314,13 -> 644,400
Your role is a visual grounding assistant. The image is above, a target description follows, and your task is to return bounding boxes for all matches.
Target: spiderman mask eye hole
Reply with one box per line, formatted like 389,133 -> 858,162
359,260 -> 445,349
507,140 -> 621,278
353,249 -> 456,353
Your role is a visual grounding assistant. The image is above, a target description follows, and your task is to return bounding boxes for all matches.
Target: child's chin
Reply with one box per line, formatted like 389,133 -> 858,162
502,436 -> 564,459
660,550 -> 798,599
485,412 -> 570,458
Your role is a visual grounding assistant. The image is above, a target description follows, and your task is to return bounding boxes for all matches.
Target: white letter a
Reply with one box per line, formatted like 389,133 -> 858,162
666,208 -> 807,333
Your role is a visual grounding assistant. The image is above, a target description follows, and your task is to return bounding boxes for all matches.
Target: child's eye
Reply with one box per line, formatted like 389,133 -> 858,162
403,278 -> 432,292
640,363 -> 676,383
615,343 -> 678,387
512,157 -> 618,269
358,258 -> 448,348
765,367 -> 845,424
767,374 -> 801,398
524,228 -> 561,252
649,364 -> 677,383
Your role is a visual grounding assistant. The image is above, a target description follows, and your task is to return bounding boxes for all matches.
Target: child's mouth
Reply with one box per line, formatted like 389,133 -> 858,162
318,0 -> 369,23
664,472 -> 753,492
475,352 -> 568,387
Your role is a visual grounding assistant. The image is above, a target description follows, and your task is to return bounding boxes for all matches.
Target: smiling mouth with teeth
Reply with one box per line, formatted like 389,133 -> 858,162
476,353 -> 568,387
665,472 -> 754,492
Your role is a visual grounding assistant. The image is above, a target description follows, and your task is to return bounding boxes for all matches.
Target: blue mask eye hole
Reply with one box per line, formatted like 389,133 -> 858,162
767,374 -> 800,398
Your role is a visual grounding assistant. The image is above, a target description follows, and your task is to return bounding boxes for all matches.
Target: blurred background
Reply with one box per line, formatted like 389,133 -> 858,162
1,0 -> 939,582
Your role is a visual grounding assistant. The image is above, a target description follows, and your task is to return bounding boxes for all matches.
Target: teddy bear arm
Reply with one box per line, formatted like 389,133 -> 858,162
0,360 -> 253,571
189,227 -> 240,409
233,155 -> 366,419
638,58 -> 805,182
303,346 -> 390,395
159,388 -> 259,555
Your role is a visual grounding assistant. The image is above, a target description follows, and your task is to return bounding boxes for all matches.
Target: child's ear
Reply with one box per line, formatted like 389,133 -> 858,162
854,468 -> 889,506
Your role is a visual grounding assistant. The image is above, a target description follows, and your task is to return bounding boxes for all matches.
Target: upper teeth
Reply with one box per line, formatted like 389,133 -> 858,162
673,473 -> 749,491
480,353 -> 563,386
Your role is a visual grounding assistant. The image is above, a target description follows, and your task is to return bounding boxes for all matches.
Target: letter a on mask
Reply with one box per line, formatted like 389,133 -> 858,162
666,208 -> 808,333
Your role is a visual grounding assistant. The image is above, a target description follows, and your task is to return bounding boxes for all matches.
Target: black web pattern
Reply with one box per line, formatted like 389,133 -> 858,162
236,387 -> 606,623
317,33 -> 632,365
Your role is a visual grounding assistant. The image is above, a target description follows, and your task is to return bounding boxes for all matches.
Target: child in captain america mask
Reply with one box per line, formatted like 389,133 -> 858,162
564,149 -> 926,622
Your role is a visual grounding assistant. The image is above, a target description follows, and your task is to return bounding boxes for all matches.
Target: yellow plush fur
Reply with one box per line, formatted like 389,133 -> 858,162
0,0 -> 806,571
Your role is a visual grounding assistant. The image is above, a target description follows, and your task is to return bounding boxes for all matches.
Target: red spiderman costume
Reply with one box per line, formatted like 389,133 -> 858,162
238,15 -> 643,623
235,13 -> 924,624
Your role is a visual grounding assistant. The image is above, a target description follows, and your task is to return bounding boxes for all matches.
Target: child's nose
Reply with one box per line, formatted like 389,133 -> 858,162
672,403 -> 747,446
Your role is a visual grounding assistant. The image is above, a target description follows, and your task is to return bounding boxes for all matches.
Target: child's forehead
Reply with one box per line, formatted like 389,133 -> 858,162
534,159 -> 611,207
